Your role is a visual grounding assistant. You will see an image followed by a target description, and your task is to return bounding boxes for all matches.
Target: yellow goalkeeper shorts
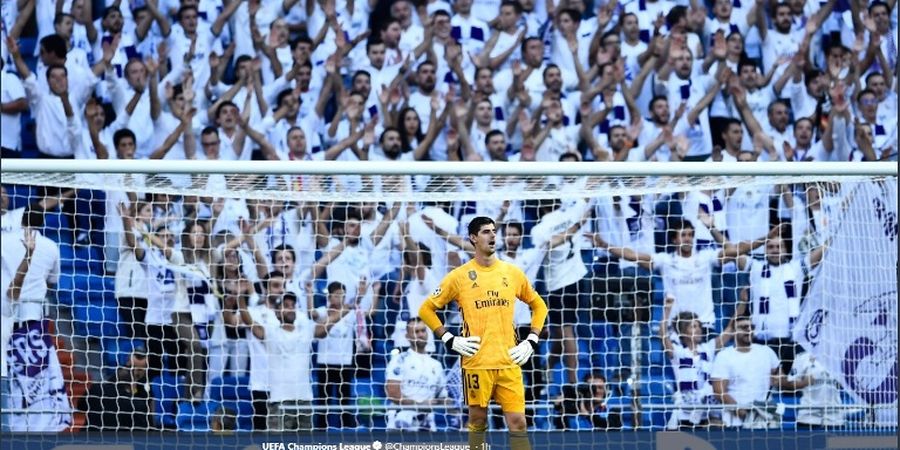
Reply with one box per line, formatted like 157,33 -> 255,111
461,367 -> 526,414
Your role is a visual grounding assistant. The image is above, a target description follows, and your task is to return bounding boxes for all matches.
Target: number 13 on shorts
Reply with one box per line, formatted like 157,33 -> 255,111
461,368 -> 527,413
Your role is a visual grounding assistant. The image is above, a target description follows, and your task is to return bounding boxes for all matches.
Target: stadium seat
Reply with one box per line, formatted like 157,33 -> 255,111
220,399 -> 254,431
352,377 -> 374,398
176,400 -> 221,432
208,375 -> 251,402
369,368 -> 387,398
150,373 -> 185,429
641,408 -> 670,430
41,209 -> 68,244
637,375 -> 674,404
102,337 -> 141,369
72,299 -> 120,339
642,336 -> 667,372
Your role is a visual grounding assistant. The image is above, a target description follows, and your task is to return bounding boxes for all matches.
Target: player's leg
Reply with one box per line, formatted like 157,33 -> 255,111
463,369 -> 493,450
467,405 -> 489,450
495,367 -> 530,450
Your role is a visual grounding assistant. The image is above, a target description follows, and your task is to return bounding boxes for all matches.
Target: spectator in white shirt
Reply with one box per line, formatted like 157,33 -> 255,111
6,34 -> 104,158
865,71 -> 897,125
391,0 -> 423,56
660,296 -> 735,429
385,318 -> 452,431
238,291 -> 348,431
711,315 -> 802,428
590,218 -> 772,329
1,225 -> 70,432
311,281 -> 365,429
530,198 -> 590,386
735,231 -> 826,373
787,351 -> 843,429
0,59 -> 27,158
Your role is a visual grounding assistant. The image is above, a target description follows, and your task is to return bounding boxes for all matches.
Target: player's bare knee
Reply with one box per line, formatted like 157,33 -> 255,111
506,413 -> 527,432
467,407 -> 488,428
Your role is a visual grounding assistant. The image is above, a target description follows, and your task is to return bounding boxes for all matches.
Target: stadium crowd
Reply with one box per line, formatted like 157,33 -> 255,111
0,0 -> 897,434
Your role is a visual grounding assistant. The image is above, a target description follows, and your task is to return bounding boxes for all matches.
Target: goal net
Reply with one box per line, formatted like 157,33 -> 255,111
0,161 -> 896,443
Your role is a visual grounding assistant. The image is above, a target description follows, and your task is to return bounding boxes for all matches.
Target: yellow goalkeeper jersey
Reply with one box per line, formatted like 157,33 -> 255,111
424,258 -> 547,369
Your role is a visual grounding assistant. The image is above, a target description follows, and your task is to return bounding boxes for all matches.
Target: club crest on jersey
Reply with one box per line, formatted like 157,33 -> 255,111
468,270 -> 477,281
432,287 -> 442,297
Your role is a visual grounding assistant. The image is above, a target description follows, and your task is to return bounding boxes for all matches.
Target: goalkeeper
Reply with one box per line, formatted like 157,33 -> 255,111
420,217 -> 548,450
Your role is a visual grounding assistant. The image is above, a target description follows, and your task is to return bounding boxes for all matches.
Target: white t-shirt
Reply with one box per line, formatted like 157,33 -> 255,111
593,194 -> 657,268
114,226 -> 149,298
0,229 -> 59,321
385,349 -> 447,431
762,29 -> 803,73
325,237 -> 374,306
536,125 -> 581,162
360,211 -> 403,281
313,308 -> 356,366
530,202 -> 589,292
247,302 -> 279,392
710,344 -> 780,426
265,316 -> 316,402
0,70 -> 25,151
407,207 -> 459,278
141,242 -> 183,326
726,184 -> 773,245
1,207 -> 25,233
652,249 -> 719,325
745,257 -> 807,340
22,74 -> 73,157
788,352 -> 845,426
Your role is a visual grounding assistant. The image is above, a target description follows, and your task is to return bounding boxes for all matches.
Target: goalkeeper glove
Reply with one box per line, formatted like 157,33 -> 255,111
441,332 -> 481,357
508,333 -> 539,366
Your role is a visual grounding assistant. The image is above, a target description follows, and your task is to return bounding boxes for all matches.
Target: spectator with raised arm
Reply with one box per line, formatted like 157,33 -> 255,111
661,295 -> 740,429
238,291 -> 348,431
1,222 -> 69,431
590,218 -> 778,330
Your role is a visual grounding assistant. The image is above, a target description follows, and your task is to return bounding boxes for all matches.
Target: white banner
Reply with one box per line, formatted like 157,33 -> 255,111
793,180 -> 898,407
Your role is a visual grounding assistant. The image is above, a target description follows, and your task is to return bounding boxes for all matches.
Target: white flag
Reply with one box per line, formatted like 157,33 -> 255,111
793,180 -> 898,407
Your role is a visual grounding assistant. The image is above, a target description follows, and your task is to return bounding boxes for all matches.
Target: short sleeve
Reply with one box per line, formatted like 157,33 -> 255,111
700,248 -> 720,268
3,75 -> 25,99
426,271 -> 459,309
529,220 -> 551,248
710,350 -> 732,381
651,253 -> 671,273
765,346 -> 780,372
385,353 -> 403,381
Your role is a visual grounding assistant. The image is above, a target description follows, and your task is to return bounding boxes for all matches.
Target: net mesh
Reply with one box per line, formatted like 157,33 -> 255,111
0,170 -> 896,436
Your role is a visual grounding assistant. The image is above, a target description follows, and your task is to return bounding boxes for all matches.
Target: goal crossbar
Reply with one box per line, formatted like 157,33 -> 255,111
2,160 -> 897,176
